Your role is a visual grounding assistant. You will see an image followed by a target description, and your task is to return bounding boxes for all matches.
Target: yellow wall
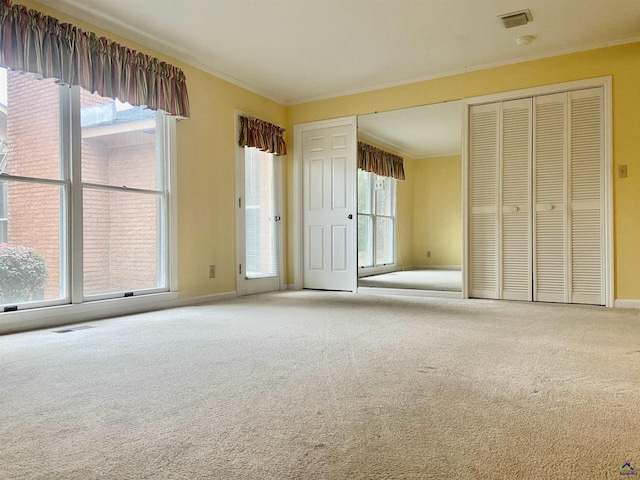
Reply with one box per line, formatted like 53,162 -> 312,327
412,156 -> 462,266
396,156 -> 415,270
29,0 -> 287,299
288,42 -> 640,300
22,2 -> 640,300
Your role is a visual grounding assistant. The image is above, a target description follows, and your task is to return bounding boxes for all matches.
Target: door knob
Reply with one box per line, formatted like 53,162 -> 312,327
547,205 -> 554,211
348,214 -> 353,219
512,206 -> 519,212
274,216 -> 281,221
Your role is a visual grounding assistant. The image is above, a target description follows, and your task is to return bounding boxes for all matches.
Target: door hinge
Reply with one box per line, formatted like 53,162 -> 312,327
239,264 -> 242,275
238,197 -> 242,208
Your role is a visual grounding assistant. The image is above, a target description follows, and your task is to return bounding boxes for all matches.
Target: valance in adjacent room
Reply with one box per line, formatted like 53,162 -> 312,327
357,141 -> 405,180
0,0 -> 190,117
238,115 -> 287,156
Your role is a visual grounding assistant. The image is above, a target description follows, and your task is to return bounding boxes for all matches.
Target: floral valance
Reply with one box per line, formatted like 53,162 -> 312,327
358,141 -> 405,181
238,115 -> 287,156
0,0 -> 190,117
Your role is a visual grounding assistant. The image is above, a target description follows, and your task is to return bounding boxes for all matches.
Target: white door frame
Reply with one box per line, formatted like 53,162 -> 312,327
235,110 -> 285,296
462,76 -> 613,306
293,116 -> 358,291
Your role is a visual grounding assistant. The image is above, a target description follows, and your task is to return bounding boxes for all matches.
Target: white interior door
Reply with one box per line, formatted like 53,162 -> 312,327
236,145 -> 283,296
302,124 -> 356,291
533,88 -> 604,305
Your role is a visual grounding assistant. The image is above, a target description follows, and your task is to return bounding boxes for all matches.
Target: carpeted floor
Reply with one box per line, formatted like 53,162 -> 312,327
2,291 -> 640,479
358,269 -> 462,291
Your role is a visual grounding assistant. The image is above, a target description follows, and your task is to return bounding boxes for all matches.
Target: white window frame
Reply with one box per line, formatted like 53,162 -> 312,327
0,79 -> 179,330
0,180 -> 7,242
357,169 -> 397,277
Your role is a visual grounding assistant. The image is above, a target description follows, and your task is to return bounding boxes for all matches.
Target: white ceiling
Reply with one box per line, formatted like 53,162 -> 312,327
358,101 -> 462,159
38,0 -> 640,106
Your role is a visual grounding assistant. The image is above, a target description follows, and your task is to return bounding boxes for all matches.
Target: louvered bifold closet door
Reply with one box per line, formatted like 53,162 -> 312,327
470,103 -> 499,299
501,99 -> 533,301
569,88 -> 604,305
534,93 -> 568,303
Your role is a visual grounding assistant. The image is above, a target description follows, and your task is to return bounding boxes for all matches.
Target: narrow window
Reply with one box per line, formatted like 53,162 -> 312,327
244,147 -> 277,278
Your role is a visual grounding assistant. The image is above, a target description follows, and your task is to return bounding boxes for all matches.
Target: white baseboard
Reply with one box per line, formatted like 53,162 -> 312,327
0,291 -> 238,336
171,291 -> 237,307
284,284 -> 296,290
614,299 -> 640,309
357,287 -> 462,299
410,265 -> 462,270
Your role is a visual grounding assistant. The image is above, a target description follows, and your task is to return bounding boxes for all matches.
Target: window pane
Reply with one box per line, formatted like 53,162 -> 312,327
358,215 -> 373,268
2,68 -> 62,180
81,91 -> 159,191
358,169 -> 372,214
1,181 -> 67,306
245,148 -> 277,278
83,188 -> 163,296
376,217 -> 394,265
375,176 -> 392,216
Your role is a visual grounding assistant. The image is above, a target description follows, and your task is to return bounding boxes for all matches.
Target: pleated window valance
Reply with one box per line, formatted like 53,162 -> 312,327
0,0 -> 190,117
238,115 -> 287,156
358,141 -> 405,181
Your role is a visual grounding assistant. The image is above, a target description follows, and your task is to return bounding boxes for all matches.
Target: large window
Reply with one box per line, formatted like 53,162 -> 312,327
357,169 -> 396,269
0,66 -> 173,311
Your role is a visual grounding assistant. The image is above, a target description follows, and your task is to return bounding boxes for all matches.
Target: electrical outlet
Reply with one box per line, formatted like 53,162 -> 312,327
209,265 -> 216,278
427,251 -> 431,258
618,164 -> 628,178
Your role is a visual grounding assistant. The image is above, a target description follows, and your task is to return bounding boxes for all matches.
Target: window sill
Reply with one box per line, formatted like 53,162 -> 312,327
0,291 -> 179,335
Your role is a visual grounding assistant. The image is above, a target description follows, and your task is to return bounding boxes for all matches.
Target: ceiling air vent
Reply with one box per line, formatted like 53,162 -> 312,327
499,9 -> 532,29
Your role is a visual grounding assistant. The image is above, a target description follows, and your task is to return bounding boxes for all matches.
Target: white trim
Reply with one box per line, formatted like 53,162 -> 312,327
462,76 -> 613,307
357,287 -> 462,299
293,116 -> 358,291
461,101 -> 470,300
0,292 -> 178,335
0,290 -> 238,335
602,79 -> 614,309
69,86 -> 83,304
166,115 -> 179,293
410,265 -> 462,270
614,299 -> 640,309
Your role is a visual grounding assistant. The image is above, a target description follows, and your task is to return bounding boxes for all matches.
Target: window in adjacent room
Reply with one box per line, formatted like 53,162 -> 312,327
357,169 -> 396,268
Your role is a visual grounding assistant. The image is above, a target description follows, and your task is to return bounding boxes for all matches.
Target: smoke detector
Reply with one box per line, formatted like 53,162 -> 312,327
499,9 -> 533,29
516,35 -> 535,46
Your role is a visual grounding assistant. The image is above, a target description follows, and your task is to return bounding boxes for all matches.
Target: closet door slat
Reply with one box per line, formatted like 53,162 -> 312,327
569,88 -> 603,305
501,99 -> 532,301
533,93 -> 567,303
469,104 -> 499,299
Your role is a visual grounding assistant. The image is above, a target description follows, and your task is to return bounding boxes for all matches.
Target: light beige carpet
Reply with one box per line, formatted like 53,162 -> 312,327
2,291 -> 640,479
358,269 -> 462,291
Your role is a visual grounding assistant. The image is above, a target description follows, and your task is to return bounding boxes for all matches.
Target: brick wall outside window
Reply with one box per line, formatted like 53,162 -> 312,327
3,71 -> 160,301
